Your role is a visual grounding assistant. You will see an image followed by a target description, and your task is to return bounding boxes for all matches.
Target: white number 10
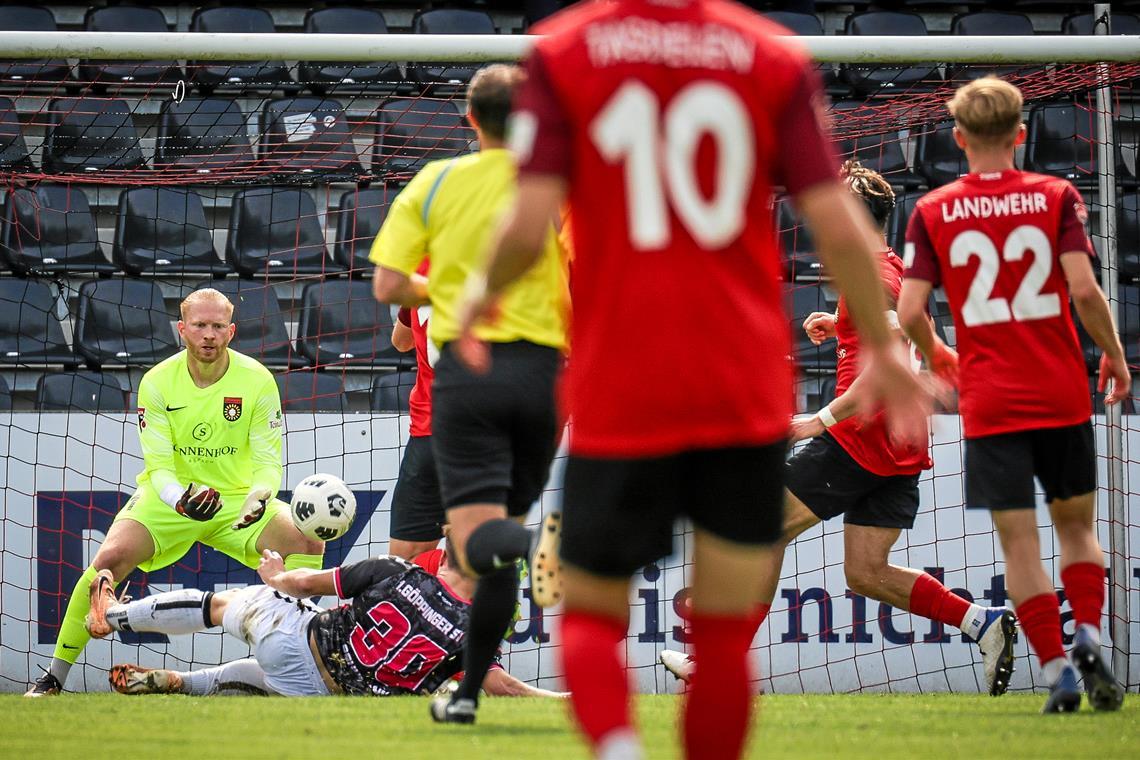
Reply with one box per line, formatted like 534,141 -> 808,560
589,81 -> 755,251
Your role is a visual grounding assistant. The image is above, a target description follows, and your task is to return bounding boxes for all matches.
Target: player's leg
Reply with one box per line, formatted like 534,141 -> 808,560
252,501 -> 325,570
110,658 -> 269,696
97,586 -> 236,637
389,434 -> 445,560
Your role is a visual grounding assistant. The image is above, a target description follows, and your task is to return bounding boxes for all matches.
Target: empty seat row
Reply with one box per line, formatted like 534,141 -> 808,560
0,277 -> 408,370
0,185 -> 396,278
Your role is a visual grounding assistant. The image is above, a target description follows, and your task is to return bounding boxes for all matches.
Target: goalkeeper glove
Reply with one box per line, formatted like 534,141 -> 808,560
175,484 -> 223,521
232,487 -> 272,531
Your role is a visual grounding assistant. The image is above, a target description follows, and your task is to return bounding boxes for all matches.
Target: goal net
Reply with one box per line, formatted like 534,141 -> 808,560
0,32 -> 1136,696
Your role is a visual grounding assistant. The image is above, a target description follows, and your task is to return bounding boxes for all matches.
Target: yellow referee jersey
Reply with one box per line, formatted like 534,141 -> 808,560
369,148 -> 568,350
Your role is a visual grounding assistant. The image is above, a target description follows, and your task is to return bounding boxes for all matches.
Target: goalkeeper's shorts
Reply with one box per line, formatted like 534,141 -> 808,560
113,486 -> 289,572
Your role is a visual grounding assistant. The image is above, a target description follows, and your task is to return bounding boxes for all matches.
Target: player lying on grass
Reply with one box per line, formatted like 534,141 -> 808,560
27,288 -> 324,698
93,542 -> 562,698
660,161 -> 1015,695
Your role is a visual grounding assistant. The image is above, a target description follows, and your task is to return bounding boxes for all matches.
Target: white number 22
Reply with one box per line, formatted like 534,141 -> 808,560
948,224 -> 1061,327
589,81 -> 754,251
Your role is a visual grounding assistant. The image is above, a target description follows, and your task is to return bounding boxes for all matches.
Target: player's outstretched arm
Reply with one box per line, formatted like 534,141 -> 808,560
257,549 -> 337,597
481,667 -> 568,698
1061,252 -> 1132,404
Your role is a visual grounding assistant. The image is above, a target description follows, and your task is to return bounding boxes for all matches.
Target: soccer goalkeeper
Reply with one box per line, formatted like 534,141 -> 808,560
26,288 -> 325,697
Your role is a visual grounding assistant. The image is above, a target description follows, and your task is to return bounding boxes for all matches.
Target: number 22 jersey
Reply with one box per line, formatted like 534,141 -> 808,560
904,170 -> 1095,439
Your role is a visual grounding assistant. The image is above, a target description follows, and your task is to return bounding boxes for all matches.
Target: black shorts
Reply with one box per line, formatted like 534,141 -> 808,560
965,420 -> 1096,510
389,434 -> 444,542
431,341 -> 561,517
785,434 -> 921,530
561,443 -> 786,578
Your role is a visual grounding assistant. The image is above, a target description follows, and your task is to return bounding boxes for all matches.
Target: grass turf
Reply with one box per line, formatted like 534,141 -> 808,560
2,693 -> 1135,759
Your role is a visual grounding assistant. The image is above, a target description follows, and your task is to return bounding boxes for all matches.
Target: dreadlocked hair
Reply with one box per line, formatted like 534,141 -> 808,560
841,159 -> 896,230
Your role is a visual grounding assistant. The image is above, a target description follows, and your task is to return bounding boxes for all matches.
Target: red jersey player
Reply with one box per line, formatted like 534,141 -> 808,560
455,2 -> 931,757
898,77 -> 1129,714
660,162 -> 1016,696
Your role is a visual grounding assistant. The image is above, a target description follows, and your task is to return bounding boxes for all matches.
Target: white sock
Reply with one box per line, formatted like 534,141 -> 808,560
1077,622 -> 1101,647
958,604 -> 988,640
1041,656 -> 1069,686
182,658 -> 269,696
107,589 -> 212,635
596,729 -> 643,760
48,657 -> 72,685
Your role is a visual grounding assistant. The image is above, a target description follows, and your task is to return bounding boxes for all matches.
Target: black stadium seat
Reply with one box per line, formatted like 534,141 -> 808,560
1063,13 -> 1140,36
296,280 -> 404,369
1119,191 -> 1140,283
189,7 -> 290,93
831,101 -> 924,189
888,191 -> 921,255
36,371 -> 129,412
373,98 -> 470,175
74,279 -> 178,367
841,12 -> 941,96
113,187 -> 228,277
276,370 -> 348,412
1119,284 -> 1140,367
761,12 -> 841,94
785,282 -> 838,373
914,120 -> 969,188
0,96 -> 34,172
78,6 -> 181,88
42,97 -> 145,174
197,280 -> 304,369
299,8 -> 400,94
371,371 -> 416,413
155,97 -> 255,175
1,185 -> 114,275
947,12 -> 1037,83
408,9 -> 496,90
776,198 -> 820,281
333,187 -> 397,273
226,188 -> 341,277
0,279 -> 73,365
0,6 -> 71,87
0,374 -> 11,410
258,97 -> 364,181
1024,102 -> 1131,188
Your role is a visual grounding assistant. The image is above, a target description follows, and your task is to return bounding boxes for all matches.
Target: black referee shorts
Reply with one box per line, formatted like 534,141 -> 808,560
431,341 -> 561,518
389,434 -> 445,542
965,420 -> 1096,510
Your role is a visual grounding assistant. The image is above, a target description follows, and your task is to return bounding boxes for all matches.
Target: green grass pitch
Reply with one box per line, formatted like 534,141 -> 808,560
2,693 -> 1135,759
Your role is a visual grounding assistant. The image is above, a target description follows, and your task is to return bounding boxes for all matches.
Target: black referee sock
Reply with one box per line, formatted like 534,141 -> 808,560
454,564 -> 520,703
465,519 -> 531,575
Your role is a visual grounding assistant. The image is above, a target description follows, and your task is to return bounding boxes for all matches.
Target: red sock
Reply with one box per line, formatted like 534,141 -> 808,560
908,572 -> 972,628
561,610 -> 631,748
684,612 -> 758,760
1060,562 -> 1105,629
1016,592 -> 1065,666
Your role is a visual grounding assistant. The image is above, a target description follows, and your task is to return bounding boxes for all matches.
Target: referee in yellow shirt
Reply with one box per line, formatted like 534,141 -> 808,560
370,64 -> 568,726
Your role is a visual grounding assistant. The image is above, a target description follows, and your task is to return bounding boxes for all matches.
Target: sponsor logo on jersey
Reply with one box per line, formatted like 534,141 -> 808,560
137,407 -> 146,430
223,396 -> 242,422
192,422 -> 213,441
175,444 -> 239,459
269,410 -> 283,429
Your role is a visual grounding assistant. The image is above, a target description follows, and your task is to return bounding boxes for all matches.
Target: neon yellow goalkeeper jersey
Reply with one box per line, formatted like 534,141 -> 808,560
135,349 -> 284,504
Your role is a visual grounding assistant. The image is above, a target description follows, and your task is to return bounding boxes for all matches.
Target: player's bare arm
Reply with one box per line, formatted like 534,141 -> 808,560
257,549 -> 337,597
392,308 -> 415,352
1060,252 -> 1132,404
897,279 -> 959,387
481,667 -> 568,698
372,265 -> 430,308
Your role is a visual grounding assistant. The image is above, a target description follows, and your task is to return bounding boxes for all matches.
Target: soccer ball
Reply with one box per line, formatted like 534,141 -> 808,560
290,474 -> 357,542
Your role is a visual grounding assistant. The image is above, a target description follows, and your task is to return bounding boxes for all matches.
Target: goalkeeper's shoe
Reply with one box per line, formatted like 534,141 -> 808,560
659,649 -> 695,684
1041,664 -> 1082,714
85,569 -> 125,638
24,671 -> 62,698
976,608 -> 1016,696
1072,627 -> 1124,711
429,696 -> 477,725
109,664 -> 183,695
530,512 -> 563,609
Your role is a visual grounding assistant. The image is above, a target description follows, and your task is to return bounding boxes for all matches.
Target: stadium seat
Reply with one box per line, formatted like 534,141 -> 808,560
914,120 -> 968,188
113,187 -> 228,277
373,98 -> 471,175
0,96 -> 34,172
1119,191 -> 1140,283
840,12 -> 941,97
276,370 -> 348,412
42,97 -> 146,174
0,278 -> 73,365
299,8 -> 400,94
333,186 -> 397,273
0,6 -> 71,87
888,191 -> 921,255
408,9 -> 497,90
1024,102 -> 1131,187
371,370 -> 416,413
189,7 -> 290,93
0,373 -> 10,410
1063,12 -> 1140,35
761,12 -> 842,94
776,197 -> 821,281
258,98 -> 364,181
74,279 -> 178,367
1119,284 -> 1140,367
946,12 -> 1037,83
831,101 -> 924,189
226,187 -> 342,277
35,371 -> 129,412
784,282 -> 838,373
155,97 -> 256,175
78,6 -> 181,88
296,280 -> 405,369
1,185 -> 114,275
196,279 -> 304,369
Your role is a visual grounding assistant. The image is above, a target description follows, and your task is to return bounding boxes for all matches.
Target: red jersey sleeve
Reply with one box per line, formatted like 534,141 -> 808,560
511,47 -> 571,179
773,66 -> 839,196
903,205 -> 942,286
1057,183 -> 1096,258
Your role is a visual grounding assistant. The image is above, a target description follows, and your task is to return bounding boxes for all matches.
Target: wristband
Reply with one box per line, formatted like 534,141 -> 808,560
817,404 -> 838,429
160,483 -> 185,509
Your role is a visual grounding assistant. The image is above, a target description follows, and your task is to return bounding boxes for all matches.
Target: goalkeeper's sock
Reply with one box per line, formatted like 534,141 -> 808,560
284,552 -> 324,571
182,659 -> 268,696
106,589 -> 214,635
684,612 -> 757,760
1060,561 -> 1104,632
49,565 -> 102,685
908,572 -> 973,631
464,519 -> 531,575
452,564 -> 519,704
561,610 -> 632,749
1015,592 -> 1065,669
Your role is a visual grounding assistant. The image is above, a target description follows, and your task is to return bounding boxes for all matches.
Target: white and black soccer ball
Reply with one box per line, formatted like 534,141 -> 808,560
290,474 -> 357,542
